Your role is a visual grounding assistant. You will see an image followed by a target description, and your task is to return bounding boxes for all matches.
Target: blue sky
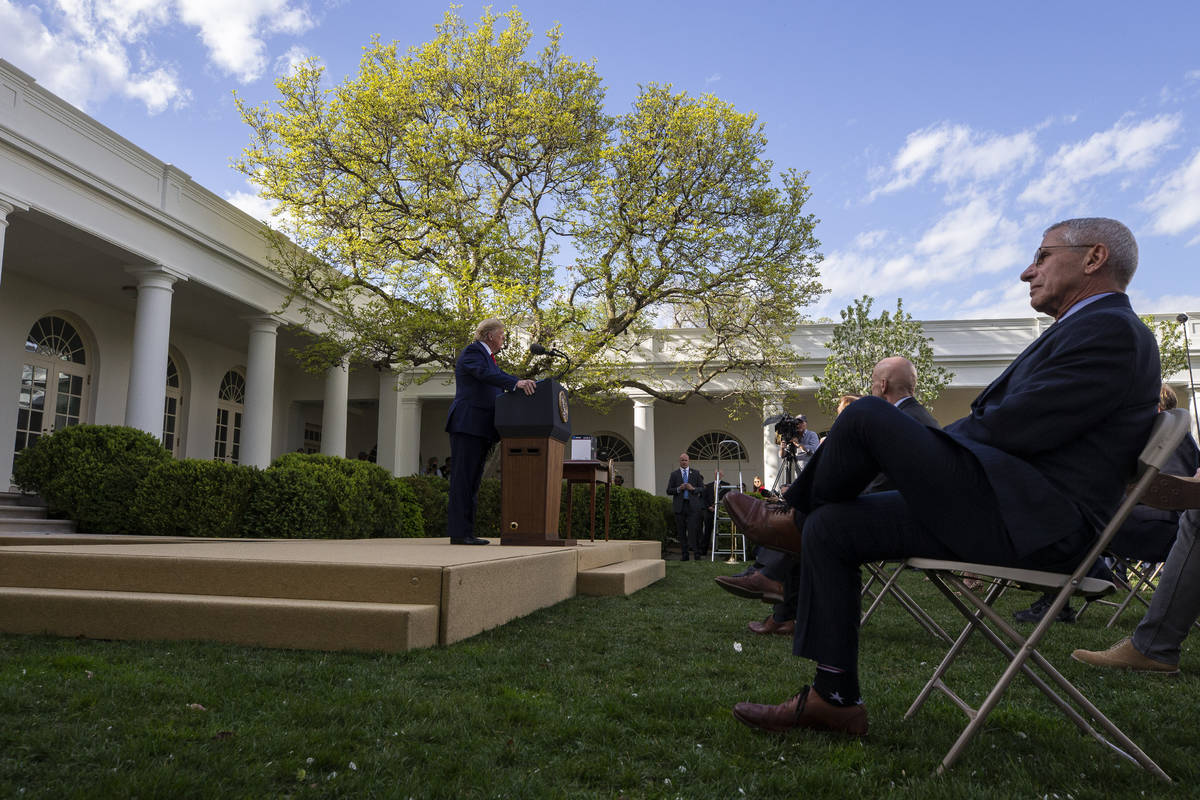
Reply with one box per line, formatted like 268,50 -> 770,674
3,0 -> 1200,320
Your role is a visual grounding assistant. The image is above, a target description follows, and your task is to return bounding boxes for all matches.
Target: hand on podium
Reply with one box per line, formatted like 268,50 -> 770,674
515,379 -> 536,395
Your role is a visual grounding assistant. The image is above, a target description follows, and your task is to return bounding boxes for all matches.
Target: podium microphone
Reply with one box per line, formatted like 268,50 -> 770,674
529,342 -> 566,358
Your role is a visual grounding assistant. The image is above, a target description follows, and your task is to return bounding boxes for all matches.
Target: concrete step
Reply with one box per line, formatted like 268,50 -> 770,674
0,492 -> 46,509
0,544 -> 444,604
577,558 -> 666,596
0,518 -> 75,533
0,505 -> 48,519
0,586 -> 438,652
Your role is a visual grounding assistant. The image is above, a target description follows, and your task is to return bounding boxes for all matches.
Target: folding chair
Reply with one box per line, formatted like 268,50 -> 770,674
903,408 -> 1190,781
860,560 -> 953,644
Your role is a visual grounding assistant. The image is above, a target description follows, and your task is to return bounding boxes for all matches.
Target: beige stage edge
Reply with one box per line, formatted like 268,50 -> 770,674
0,537 -> 663,653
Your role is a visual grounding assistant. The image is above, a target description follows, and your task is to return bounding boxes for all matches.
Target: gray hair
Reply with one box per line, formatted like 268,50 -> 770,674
1045,218 -> 1138,289
474,318 -> 505,341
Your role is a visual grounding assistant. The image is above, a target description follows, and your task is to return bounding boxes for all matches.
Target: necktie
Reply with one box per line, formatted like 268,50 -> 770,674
682,469 -> 689,499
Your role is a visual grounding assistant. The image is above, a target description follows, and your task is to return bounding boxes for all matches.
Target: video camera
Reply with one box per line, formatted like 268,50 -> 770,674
763,412 -> 805,443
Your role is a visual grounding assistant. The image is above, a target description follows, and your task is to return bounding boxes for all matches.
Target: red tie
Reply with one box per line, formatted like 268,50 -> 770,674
489,351 -> 497,365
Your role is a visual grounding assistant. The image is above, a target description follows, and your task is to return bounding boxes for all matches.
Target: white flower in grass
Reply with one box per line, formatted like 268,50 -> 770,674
349,762 -> 357,771
678,765 -> 686,773
733,642 -> 743,652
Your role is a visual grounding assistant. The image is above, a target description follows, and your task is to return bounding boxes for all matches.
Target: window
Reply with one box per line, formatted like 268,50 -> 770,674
162,356 -> 183,457
593,433 -> 633,463
687,432 -> 747,461
15,316 -> 89,455
303,423 -> 322,454
213,369 -> 245,464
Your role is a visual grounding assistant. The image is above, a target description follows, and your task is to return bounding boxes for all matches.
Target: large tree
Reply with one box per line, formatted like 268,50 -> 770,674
813,295 -> 953,412
236,8 -> 823,407
1141,315 -> 1189,379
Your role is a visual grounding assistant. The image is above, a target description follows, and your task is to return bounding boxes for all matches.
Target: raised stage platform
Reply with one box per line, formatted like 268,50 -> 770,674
0,536 -> 664,652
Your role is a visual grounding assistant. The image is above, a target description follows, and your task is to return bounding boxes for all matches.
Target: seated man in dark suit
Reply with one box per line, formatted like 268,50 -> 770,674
1014,383 -> 1200,623
444,318 -> 536,545
723,218 -> 1160,736
723,356 -> 940,637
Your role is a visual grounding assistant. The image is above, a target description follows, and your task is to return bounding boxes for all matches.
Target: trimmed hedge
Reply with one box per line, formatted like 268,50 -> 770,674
398,474 -> 449,537
132,459 -> 259,538
12,425 -> 170,534
13,426 -> 424,539
242,453 -> 423,539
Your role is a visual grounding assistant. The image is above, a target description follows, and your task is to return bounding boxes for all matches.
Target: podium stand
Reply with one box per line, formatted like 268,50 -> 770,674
495,378 -> 575,546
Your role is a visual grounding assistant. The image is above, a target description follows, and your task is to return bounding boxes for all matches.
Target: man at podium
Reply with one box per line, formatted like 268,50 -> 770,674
445,319 -> 536,544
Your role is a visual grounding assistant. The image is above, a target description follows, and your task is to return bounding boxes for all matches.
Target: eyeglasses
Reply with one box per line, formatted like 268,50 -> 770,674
1032,244 -> 1096,266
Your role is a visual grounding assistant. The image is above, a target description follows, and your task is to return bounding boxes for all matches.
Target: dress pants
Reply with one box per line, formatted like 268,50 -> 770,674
1133,509 -> 1200,664
785,396 -> 1092,671
675,499 -> 702,558
446,432 -> 493,540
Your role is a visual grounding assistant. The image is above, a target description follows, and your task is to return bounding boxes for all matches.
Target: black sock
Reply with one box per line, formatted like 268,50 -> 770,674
813,665 -> 861,707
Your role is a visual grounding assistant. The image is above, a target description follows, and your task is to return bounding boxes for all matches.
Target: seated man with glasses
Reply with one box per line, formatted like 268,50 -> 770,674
722,218 -> 1160,736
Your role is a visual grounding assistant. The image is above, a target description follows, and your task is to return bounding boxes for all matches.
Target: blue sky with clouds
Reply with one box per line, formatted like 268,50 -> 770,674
3,0 -> 1199,320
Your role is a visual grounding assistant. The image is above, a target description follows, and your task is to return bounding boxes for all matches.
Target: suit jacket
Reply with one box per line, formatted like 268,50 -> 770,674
941,293 -> 1160,556
444,341 -> 523,442
863,396 -> 940,494
666,467 -> 705,514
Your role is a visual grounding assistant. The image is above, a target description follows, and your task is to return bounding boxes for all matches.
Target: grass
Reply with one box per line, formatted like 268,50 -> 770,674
2,559 -> 1197,799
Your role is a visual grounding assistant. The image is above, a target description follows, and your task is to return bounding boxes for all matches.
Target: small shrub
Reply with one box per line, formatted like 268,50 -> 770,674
248,454 -> 424,538
473,477 -> 502,536
399,475 -> 450,537
133,460 -> 260,538
11,425 -> 169,533
242,459 -> 351,539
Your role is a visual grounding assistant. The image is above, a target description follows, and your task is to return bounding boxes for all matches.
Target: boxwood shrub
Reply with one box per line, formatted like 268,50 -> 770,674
398,474 -> 450,537
132,459 -> 260,538
243,453 -> 423,539
11,424 -> 170,534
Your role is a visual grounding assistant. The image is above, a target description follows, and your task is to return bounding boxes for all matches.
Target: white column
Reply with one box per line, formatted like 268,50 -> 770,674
395,396 -> 422,477
242,316 -> 280,468
631,394 -> 657,493
376,370 -> 399,472
762,395 -> 784,490
0,202 -> 11,287
0,197 -> 29,287
320,357 -> 349,457
123,265 -> 186,438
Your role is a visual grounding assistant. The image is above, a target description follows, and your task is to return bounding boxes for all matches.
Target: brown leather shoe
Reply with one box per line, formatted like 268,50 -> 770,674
722,493 -> 803,555
714,571 -> 784,603
733,686 -> 867,736
747,615 -> 795,636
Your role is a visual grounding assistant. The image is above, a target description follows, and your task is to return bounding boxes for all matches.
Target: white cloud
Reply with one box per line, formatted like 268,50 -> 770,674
0,0 -> 187,113
1144,148 -> 1200,237
705,72 -> 721,84
0,0 -> 313,113
176,0 -> 314,83
274,44 -> 312,77
224,189 -> 279,222
1019,114 -> 1181,207
869,122 -> 1038,199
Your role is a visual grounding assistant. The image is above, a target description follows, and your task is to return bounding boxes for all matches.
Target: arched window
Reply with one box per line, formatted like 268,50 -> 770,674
162,356 -> 183,458
213,369 -> 245,464
687,432 -> 747,461
593,432 -> 633,463
24,315 -> 87,363
15,315 -> 90,455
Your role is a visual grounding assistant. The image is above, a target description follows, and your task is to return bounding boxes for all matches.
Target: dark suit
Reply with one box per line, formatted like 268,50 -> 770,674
771,395 -> 942,624
445,340 -> 523,540
667,466 -> 705,559
783,294 -> 1160,669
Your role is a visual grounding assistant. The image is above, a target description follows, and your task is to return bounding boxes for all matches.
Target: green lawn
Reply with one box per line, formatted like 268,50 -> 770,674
2,560 -> 1196,799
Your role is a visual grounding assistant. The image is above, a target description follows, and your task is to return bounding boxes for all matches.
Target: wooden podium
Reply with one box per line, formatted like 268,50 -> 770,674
495,378 -> 576,546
